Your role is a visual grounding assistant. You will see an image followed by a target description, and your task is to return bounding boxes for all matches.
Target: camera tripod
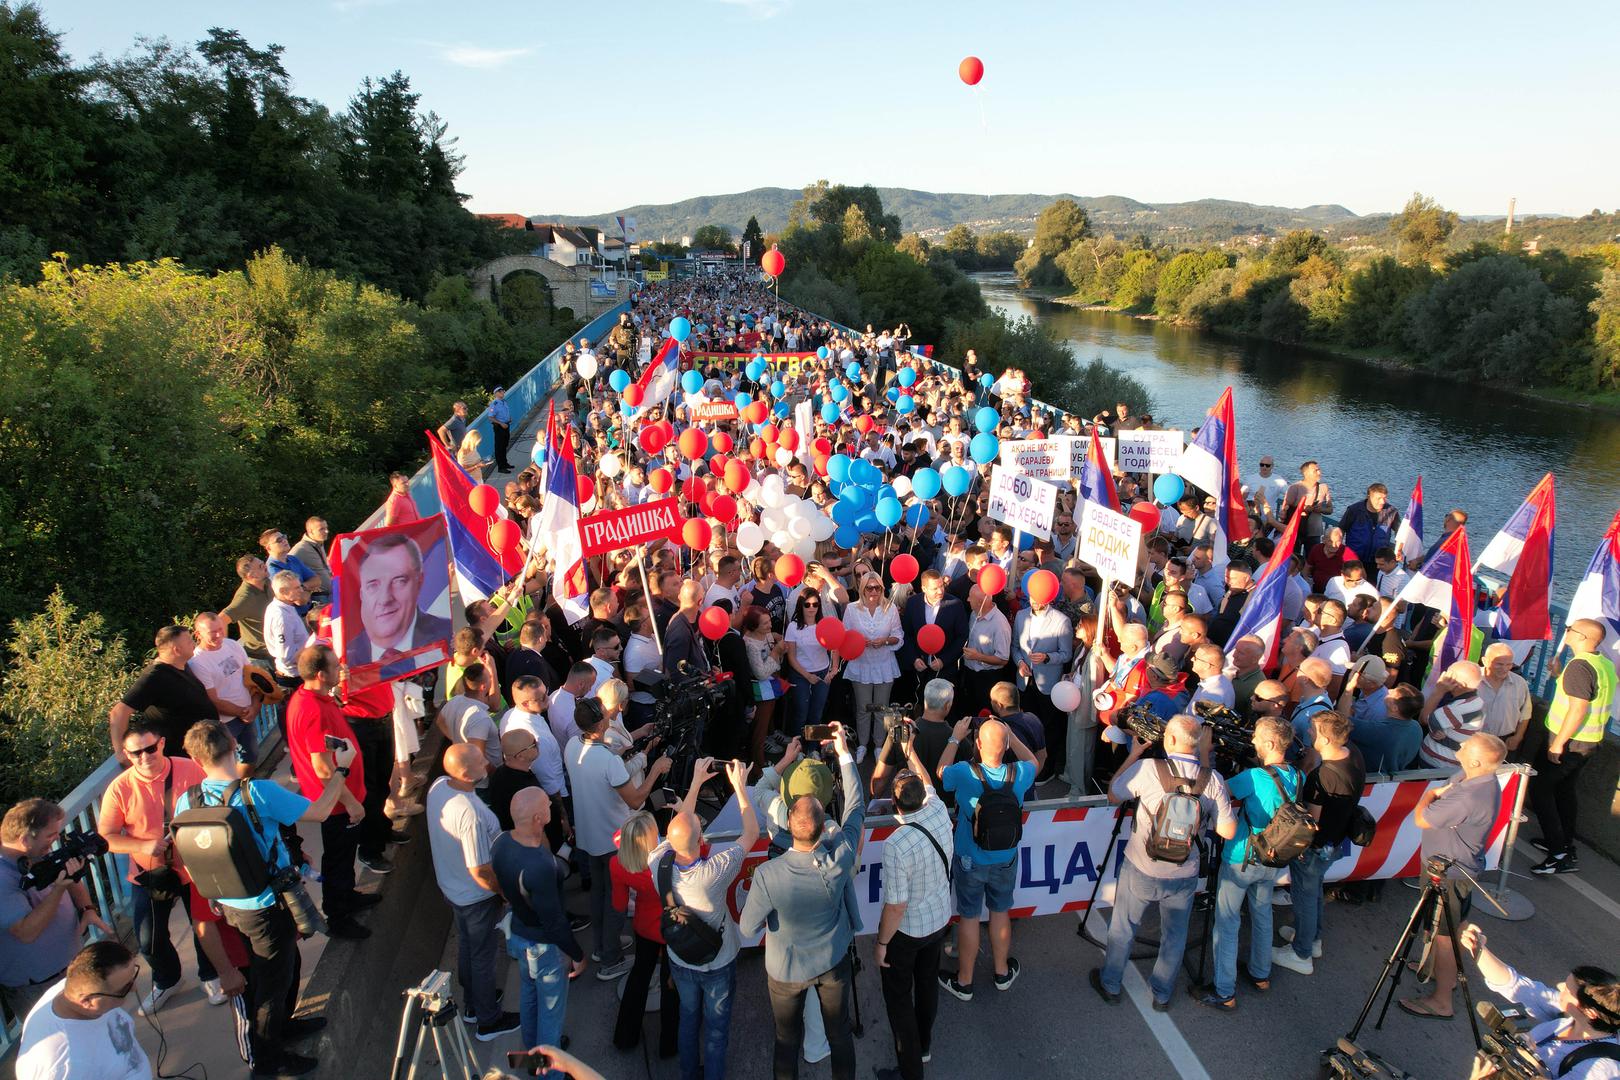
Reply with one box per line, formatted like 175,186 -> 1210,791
388,971 -> 482,1080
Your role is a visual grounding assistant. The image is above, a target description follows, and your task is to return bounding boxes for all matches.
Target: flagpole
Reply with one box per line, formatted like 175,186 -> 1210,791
634,549 -> 665,658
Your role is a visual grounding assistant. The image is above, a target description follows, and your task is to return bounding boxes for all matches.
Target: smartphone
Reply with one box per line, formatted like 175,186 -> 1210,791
804,724 -> 835,742
323,735 -> 350,753
506,1050 -> 553,1076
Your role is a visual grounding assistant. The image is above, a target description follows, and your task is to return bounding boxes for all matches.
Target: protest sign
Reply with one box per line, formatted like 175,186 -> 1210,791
332,515 -> 453,689
998,438 -> 1071,481
694,400 -> 739,422
988,466 -> 1057,540
1079,501 -> 1144,586
1116,429 -> 1184,474
576,498 -> 684,559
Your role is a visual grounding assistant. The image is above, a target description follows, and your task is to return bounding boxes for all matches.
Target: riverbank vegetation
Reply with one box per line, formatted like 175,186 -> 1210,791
1015,195 -> 1620,392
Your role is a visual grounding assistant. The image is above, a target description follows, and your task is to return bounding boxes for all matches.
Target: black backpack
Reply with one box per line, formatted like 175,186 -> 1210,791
968,762 -> 1023,852
657,857 -> 724,966
171,781 -> 275,902
1248,766 -> 1319,868
1347,804 -> 1378,848
1144,761 -> 1208,864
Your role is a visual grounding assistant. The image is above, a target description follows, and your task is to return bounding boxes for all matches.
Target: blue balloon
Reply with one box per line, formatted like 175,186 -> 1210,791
904,503 -> 930,528
735,391 -> 752,409
1021,569 -> 1036,596
845,362 -> 862,382
827,454 -> 853,483
897,366 -> 917,388
774,402 -> 790,418
1019,531 -> 1036,552
943,465 -> 972,498
970,433 -> 1000,464
839,485 -> 864,506
747,359 -> 767,381
771,380 -> 785,398
848,486 -> 876,511
896,395 -> 915,414
821,402 -> 840,423
1153,474 -> 1186,505
669,317 -> 691,342
875,497 -> 903,529
830,383 -> 848,402
834,525 -> 862,549
681,370 -> 704,395
850,459 -> 882,488
609,369 -> 631,393
911,467 -> 942,500
855,512 -> 880,533
831,500 -> 861,526
817,346 -> 830,360
980,372 -> 994,388
886,388 -> 900,403
974,407 -> 999,434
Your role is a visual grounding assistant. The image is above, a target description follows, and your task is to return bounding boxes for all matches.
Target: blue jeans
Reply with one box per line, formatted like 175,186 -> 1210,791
785,668 -> 830,737
1100,861 -> 1197,1003
671,961 -> 736,1080
1212,859 -> 1280,998
1288,845 -> 1338,960
130,880 -> 216,991
506,933 -> 569,1067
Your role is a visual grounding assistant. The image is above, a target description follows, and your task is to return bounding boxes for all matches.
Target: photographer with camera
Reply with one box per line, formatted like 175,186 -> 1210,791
1456,924 -> 1620,1079
1,801 -> 113,1023
173,718 -> 358,1077
1276,710 -> 1365,977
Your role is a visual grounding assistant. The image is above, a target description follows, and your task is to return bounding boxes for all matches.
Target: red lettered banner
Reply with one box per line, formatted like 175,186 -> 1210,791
575,498 -> 684,559
694,401 -> 739,422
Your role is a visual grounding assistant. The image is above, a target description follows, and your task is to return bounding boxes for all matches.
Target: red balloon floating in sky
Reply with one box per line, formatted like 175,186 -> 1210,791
959,56 -> 984,86
762,249 -> 785,278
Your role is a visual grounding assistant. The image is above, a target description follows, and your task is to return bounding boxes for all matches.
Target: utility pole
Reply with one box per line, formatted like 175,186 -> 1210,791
1505,197 -> 1516,236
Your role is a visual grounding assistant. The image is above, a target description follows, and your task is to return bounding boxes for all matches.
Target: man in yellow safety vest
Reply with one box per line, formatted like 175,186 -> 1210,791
1528,619 -> 1616,876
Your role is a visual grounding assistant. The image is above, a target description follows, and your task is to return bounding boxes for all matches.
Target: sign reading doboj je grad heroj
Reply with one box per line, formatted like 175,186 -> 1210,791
331,514 -> 454,689
1079,501 -> 1144,586
575,497 -> 685,559
987,466 -> 1058,540
1115,430 -> 1184,475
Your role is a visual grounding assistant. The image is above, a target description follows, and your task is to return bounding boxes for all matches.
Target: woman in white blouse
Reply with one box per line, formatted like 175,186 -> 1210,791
842,571 -> 903,762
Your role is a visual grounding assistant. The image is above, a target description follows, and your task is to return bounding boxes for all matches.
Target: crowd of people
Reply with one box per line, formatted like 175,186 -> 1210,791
5,267 -> 1619,1079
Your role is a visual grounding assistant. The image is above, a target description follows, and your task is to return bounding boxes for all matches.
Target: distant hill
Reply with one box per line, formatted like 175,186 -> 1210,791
530,186 -> 1367,245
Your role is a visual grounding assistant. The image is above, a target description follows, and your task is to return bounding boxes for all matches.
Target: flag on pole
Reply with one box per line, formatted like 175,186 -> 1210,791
1078,430 -> 1120,512
1566,506 -> 1620,728
1225,504 -> 1305,671
1475,473 -> 1556,643
1174,386 -> 1251,572
429,436 -> 519,603
534,424 -> 590,625
1396,526 -> 1475,686
1393,477 -> 1424,563
634,337 -> 680,410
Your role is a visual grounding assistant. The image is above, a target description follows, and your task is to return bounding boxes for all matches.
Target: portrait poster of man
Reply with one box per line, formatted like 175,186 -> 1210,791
331,515 -> 453,688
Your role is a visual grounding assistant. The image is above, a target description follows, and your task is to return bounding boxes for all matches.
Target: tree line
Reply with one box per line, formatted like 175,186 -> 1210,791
1014,195 -> 1620,391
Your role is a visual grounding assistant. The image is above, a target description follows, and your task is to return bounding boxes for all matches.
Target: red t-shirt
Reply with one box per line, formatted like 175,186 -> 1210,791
341,681 -> 394,721
383,489 -> 419,526
286,686 -> 366,807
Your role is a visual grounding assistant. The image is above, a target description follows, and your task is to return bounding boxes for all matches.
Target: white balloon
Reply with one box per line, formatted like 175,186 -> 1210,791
576,355 -> 598,380
783,499 -> 810,521
793,535 -> 818,560
760,475 -> 785,507
760,507 -> 786,533
891,476 -> 913,500
599,453 -> 622,478
772,529 -> 795,551
774,447 -> 794,467
787,515 -> 812,540
736,522 -> 765,556
809,513 -> 836,542
1050,681 -> 1084,713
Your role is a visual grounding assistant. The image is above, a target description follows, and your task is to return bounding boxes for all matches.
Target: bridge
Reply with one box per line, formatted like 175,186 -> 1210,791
466,252 -> 630,318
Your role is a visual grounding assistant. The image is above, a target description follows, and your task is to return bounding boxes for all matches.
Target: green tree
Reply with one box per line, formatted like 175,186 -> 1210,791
1267,230 -> 1331,270
1337,256 -> 1435,347
1016,199 -> 1090,287
740,215 -> 764,259
1402,254 -> 1581,383
974,232 -> 1024,269
1112,250 -> 1163,311
691,223 -> 734,251
1593,267 -> 1620,387
1154,250 -> 1231,317
1392,192 -> 1459,266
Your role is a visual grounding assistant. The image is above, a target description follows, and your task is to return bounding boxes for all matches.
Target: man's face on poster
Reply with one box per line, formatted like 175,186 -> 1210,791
360,541 -> 422,650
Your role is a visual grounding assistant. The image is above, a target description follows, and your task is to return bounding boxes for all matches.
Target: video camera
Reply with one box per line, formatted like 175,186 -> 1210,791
1319,1038 -> 1415,1079
1193,701 -> 1258,775
20,829 -> 109,890
643,661 -> 731,769
874,703 -> 916,751
1474,1001 -> 1547,1080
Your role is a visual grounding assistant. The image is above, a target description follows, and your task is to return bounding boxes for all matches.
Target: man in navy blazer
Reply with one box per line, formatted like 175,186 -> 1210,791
898,570 -> 968,683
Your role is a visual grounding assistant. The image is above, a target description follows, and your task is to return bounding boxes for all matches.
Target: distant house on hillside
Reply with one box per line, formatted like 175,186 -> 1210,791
477,213 -> 531,230
527,223 -> 595,266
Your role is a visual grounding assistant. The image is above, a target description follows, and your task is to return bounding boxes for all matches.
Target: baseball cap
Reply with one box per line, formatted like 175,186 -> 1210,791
780,758 -> 834,809
1353,655 -> 1389,685
1145,653 -> 1179,680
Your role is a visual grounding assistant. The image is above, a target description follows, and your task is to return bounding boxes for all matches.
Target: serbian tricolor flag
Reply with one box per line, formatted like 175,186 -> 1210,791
533,423 -> 590,625
1397,526 -> 1475,687
1393,476 -> 1424,563
1226,503 -> 1304,671
429,435 -> 520,603
634,337 -> 681,410
1475,473 -> 1556,643
1078,430 -> 1120,512
1174,387 -> 1251,572
1567,506 -> 1620,727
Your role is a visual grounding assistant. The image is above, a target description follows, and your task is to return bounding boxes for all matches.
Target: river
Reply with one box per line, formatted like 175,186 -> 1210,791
975,272 -> 1620,606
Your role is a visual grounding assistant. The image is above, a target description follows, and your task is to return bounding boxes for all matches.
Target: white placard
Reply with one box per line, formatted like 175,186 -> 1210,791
1078,500 -> 1144,585
1060,435 -> 1116,476
998,438 -> 1070,481
1116,430 -> 1183,474
988,466 -> 1058,540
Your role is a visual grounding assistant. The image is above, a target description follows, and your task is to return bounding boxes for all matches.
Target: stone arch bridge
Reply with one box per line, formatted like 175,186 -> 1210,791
467,254 -> 628,317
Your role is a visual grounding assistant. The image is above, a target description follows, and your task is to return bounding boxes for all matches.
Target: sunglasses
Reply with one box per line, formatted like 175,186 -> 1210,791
89,963 -> 141,1002
128,743 -> 162,758
803,600 -> 820,608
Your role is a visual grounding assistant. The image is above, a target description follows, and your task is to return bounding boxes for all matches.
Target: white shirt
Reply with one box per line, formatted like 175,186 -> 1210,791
441,696 -> 501,771
548,688 -> 581,748
842,602 -> 902,684
1311,632 -> 1353,675
1175,580 -> 1214,616
1377,564 -> 1411,600
1249,472 -> 1288,514
586,656 -> 615,695
16,985 -> 151,1080
499,706 -> 568,796
564,736 -> 632,857
264,598 -> 307,677
1326,576 -> 1380,609
785,622 -> 832,673
623,633 -> 661,704
1191,673 -> 1236,709
189,638 -> 253,718
426,777 -> 500,907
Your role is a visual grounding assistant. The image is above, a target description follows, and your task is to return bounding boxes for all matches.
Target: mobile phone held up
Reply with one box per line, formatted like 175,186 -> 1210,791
804,724 -> 835,742
507,1050 -> 553,1076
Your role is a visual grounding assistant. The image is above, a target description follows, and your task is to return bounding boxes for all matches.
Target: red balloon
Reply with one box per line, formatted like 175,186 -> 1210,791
488,518 -> 521,555
917,624 -> 946,656
1128,500 -> 1162,533
624,384 -> 644,407
639,425 -> 669,454
576,475 -> 595,504
695,486 -> 714,516
710,494 -> 738,523
1027,569 -> 1060,608
712,432 -> 734,454
838,633 -> 866,662
746,401 -> 769,424
698,607 -> 730,641
761,424 -> 779,444
467,484 -> 500,517
761,249 -> 786,278
648,467 -> 673,494
682,475 -> 704,502
679,428 -> 708,460
979,564 -> 1008,595
890,553 -> 920,584
855,415 -> 876,434
725,460 -> 752,493
708,453 -> 730,480
812,436 -> 832,457
959,55 -> 984,86
778,429 -> 799,452
812,453 -> 829,477
749,437 -> 767,459
682,517 -> 712,550
815,617 -> 846,651
775,554 -> 805,587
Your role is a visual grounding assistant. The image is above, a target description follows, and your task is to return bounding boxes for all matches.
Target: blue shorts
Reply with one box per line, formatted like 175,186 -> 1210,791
953,853 -> 1017,918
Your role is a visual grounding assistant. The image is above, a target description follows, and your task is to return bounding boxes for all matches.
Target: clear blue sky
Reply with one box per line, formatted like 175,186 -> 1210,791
39,0 -> 1619,219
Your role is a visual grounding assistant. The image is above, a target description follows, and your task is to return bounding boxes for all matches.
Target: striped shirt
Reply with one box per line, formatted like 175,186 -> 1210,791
1419,694 -> 1487,768
881,786 -> 954,938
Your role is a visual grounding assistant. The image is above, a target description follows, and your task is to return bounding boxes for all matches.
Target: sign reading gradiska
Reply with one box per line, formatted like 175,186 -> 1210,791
988,466 -> 1057,540
576,498 -> 684,559
1079,500 -> 1144,585
1116,430 -> 1184,474
694,400 -> 739,423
